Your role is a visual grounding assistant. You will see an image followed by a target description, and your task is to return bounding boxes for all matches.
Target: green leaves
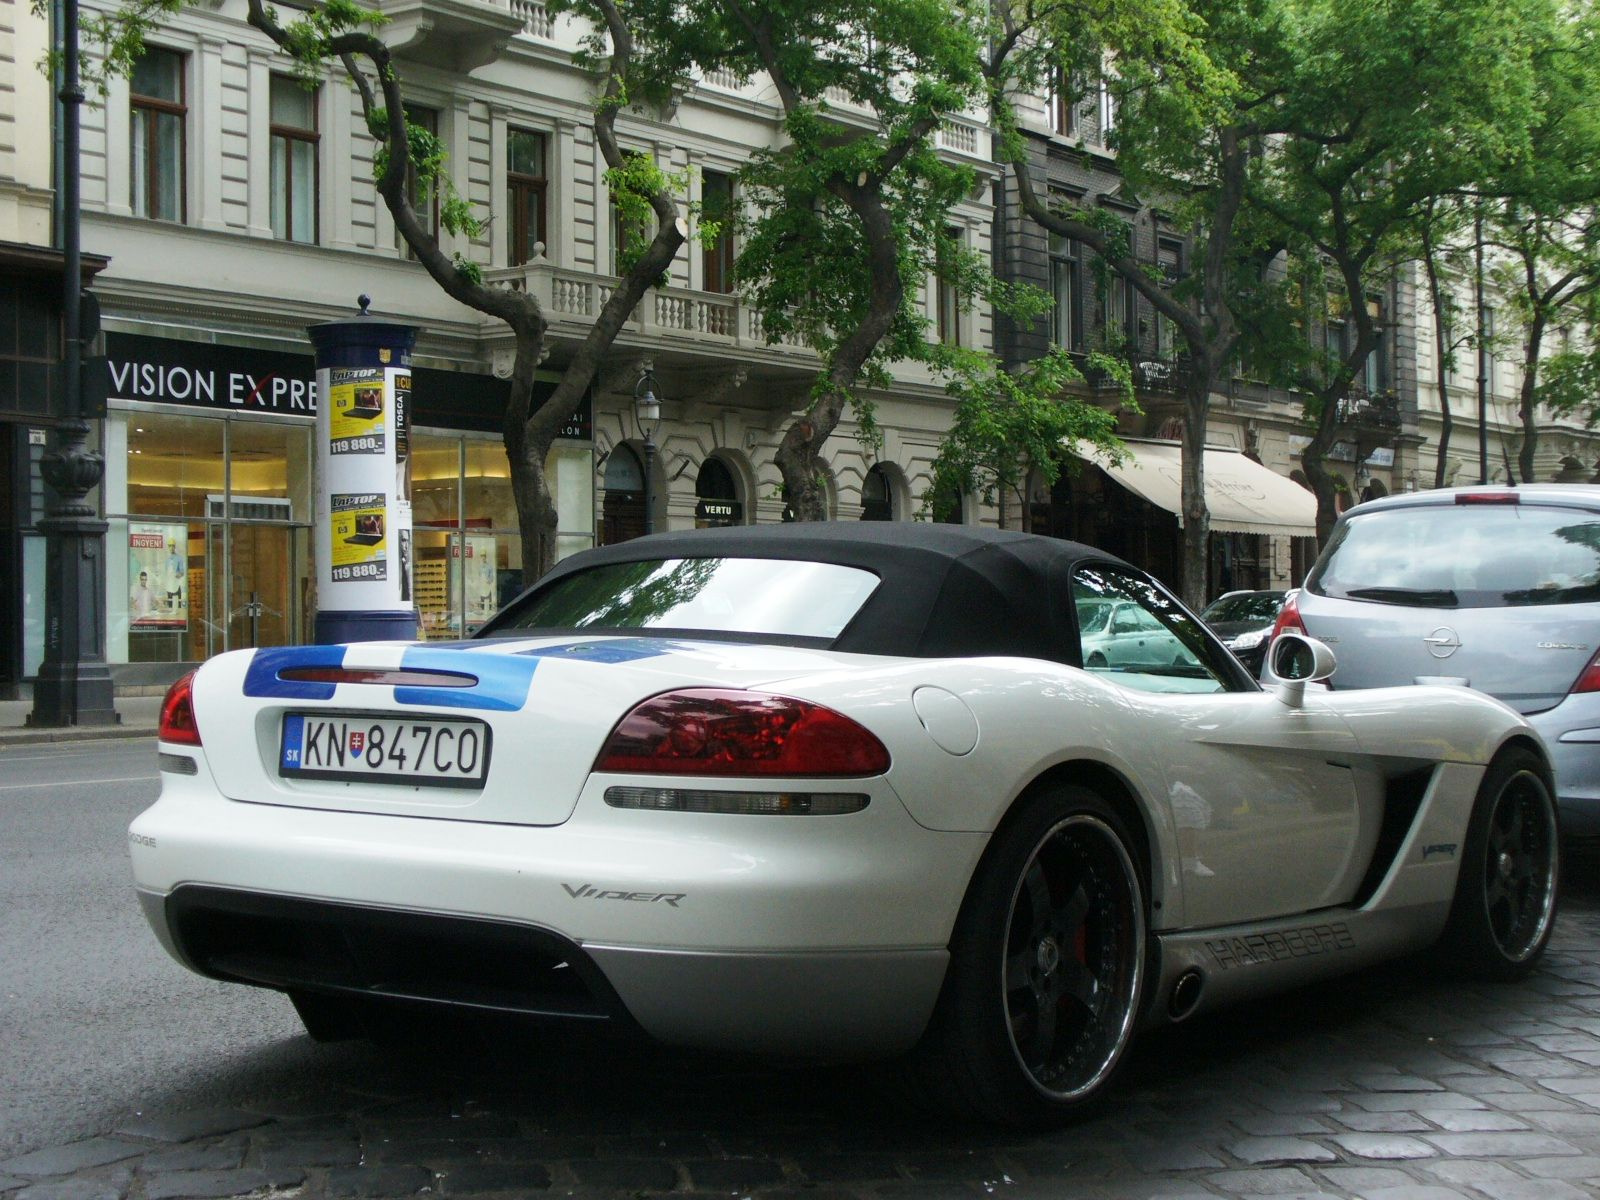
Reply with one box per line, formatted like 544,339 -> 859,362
925,349 -> 1129,518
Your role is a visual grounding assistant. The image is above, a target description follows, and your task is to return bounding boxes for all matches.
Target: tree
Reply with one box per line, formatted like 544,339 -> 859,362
1247,0 -> 1548,539
75,0 -> 692,582
1416,196 -> 1477,487
924,347 -> 1129,525
985,0 -> 1274,605
1482,2 -> 1600,482
630,0 -> 1002,521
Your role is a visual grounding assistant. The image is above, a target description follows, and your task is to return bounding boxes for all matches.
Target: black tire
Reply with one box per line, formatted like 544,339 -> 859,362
1440,747 -> 1560,980
1086,652 -> 1108,669
289,991 -> 370,1042
910,786 -> 1147,1125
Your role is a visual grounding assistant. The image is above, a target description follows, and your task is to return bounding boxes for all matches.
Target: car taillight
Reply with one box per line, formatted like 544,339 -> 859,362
594,689 -> 890,777
1269,592 -> 1307,642
159,670 -> 202,746
1455,491 -> 1520,505
1572,649 -> 1600,694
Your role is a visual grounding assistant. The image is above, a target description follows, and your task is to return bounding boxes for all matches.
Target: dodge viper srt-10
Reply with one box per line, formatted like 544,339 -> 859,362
129,523 -> 1560,1124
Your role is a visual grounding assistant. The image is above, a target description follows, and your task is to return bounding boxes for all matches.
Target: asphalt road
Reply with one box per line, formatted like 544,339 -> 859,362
0,740 -> 318,1158
4,738 -> 1600,1199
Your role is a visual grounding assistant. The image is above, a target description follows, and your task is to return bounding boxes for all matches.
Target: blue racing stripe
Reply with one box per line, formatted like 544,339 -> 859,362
516,638 -> 687,664
243,645 -> 347,700
394,646 -> 539,712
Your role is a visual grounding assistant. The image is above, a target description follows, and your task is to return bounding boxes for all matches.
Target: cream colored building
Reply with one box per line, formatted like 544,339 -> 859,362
7,0 -> 994,686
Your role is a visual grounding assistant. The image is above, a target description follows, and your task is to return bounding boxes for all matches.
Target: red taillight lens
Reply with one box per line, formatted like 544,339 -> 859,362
1269,592 -> 1307,642
159,670 -> 202,746
1455,491 -> 1520,505
594,689 -> 891,777
1572,650 -> 1600,694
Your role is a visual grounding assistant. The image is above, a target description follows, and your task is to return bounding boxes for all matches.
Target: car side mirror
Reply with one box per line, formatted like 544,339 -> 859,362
1266,633 -> 1337,708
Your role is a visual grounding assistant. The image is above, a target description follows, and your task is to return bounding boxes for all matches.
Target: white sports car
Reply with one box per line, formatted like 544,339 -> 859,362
129,524 -> 1561,1124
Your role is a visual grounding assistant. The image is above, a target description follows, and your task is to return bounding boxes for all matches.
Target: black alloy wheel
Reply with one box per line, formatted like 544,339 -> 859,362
912,786 -> 1147,1125
1442,747 -> 1560,980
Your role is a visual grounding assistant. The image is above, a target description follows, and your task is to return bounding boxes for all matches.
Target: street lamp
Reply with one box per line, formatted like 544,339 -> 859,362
634,363 -> 661,536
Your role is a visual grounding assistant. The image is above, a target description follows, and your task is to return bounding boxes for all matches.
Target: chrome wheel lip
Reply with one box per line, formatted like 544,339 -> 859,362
1484,767 -> 1559,963
999,813 -> 1145,1103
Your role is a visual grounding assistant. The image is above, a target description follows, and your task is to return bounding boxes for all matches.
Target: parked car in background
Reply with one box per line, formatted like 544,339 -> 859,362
1282,484 -> 1600,835
1200,589 -> 1289,674
1077,597 -> 1198,671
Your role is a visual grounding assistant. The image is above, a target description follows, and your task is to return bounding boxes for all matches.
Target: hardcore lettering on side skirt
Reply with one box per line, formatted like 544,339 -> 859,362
1205,922 -> 1355,969
562,883 -> 686,907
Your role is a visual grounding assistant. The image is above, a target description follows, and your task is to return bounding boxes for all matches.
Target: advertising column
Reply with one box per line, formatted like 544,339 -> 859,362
306,302 -> 419,644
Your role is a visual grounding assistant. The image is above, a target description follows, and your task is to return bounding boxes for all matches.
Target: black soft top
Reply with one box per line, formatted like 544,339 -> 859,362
483,522 -> 1133,664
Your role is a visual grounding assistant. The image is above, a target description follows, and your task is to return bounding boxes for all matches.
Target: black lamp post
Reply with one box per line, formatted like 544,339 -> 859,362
634,363 -> 661,536
30,0 -> 117,727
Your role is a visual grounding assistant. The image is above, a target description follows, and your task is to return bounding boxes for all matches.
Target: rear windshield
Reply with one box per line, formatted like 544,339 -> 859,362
1202,592 -> 1283,622
1308,503 -> 1600,608
486,557 -> 881,640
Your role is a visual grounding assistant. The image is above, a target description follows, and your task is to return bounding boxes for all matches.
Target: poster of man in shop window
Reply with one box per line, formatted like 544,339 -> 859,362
129,522 -> 189,629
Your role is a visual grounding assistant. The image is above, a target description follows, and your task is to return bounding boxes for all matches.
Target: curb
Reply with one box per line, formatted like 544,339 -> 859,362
0,726 -> 158,747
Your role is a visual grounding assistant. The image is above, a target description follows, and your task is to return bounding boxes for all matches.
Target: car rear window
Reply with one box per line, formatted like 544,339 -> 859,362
1202,592 -> 1282,622
487,557 -> 881,640
1308,503 -> 1600,608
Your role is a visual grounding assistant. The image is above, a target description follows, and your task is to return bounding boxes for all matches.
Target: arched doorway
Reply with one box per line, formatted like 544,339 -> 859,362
695,457 -> 744,527
601,445 -> 645,544
861,463 -> 894,521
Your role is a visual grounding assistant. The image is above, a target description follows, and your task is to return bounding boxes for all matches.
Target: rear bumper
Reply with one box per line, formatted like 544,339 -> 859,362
129,763 -> 977,1057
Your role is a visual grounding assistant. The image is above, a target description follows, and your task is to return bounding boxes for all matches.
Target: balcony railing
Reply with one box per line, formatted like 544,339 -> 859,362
1335,387 -> 1401,432
509,0 -> 554,39
1082,350 -> 1194,397
484,260 -> 811,352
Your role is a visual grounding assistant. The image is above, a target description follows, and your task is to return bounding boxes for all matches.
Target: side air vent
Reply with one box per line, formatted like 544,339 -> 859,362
1350,767 -> 1434,906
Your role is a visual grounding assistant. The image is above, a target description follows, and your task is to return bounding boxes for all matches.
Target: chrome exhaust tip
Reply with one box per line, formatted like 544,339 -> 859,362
1168,968 -> 1204,1021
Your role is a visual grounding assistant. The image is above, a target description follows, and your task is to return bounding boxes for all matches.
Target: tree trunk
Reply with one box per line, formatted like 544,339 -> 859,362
1299,395 -> 1343,545
1422,227 -> 1456,489
1518,314 -> 1547,484
1179,365 -> 1212,608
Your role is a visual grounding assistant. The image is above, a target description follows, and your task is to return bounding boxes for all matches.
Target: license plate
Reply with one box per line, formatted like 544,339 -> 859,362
279,713 -> 491,788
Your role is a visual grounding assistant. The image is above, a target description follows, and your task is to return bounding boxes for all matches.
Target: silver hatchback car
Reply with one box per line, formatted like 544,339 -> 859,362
1284,484 -> 1600,835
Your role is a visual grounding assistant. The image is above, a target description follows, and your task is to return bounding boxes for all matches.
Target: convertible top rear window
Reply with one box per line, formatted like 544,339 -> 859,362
489,557 -> 880,640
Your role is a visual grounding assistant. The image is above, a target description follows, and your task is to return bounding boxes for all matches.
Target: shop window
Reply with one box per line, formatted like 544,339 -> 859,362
270,75 -> 319,244
507,127 -> 548,266
412,433 -> 529,638
130,47 -> 186,222
112,412 -> 311,666
861,463 -> 894,521
702,171 -> 735,294
695,457 -> 743,527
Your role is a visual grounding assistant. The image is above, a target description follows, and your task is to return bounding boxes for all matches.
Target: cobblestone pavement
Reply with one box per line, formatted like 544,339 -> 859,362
5,846 -> 1599,1200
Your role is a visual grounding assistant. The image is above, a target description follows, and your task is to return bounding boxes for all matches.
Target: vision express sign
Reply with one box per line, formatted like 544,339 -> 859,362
105,333 -> 591,439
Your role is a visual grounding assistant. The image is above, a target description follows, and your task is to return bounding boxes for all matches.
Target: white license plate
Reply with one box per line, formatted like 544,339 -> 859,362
279,713 -> 490,788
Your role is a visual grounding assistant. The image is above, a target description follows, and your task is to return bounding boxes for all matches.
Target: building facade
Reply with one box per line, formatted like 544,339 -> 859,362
7,0 -> 1598,695
3,0 -> 994,694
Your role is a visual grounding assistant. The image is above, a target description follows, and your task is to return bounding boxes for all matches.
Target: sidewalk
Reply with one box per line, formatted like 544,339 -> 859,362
0,694 -> 162,746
